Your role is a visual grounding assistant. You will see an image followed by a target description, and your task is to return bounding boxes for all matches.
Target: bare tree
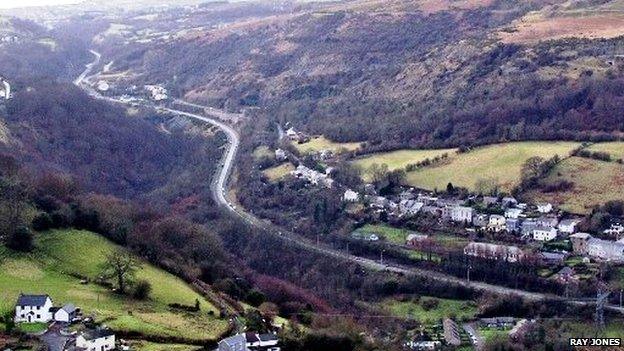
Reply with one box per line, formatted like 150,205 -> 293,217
100,249 -> 142,294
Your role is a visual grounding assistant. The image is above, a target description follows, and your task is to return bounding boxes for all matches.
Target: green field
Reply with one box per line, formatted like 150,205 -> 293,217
478,327 -> 510,344
0,230 -> 229,342
404,142 -> 579,192
293,136 -> 361,154
262,163 -> 295,181
352,148 -> 455,175
526,156 -> 624,214
130,341 -> 202,351
358,224 -> 411,244
253,146 -> 274,160
384,297 -> 477,323
587,142 -> 624,161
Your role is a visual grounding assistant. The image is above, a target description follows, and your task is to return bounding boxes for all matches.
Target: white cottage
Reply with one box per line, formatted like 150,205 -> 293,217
53,303 -> 77,323
14,294 -> 54,323
76,329 -> 116,351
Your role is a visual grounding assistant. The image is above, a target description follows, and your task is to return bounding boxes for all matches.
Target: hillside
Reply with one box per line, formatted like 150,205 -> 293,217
0,229 -> 230,343
100,0 -> 624,149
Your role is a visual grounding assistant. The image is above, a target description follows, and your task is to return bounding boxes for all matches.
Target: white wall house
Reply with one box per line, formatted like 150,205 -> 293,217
76,329 -> 116,351
558,219 -> 581,234
451,206 -> 473,224
53,304 -> 77,323
533,227 -> 557,242
343,189 -> 359,202
505,208 -> 523,219
0,79 -> 11,100
14,294 -> 54,323
537,203 -> 553,213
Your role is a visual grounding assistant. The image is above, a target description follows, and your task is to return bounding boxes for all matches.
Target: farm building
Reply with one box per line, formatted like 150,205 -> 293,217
14,294 -> 54,323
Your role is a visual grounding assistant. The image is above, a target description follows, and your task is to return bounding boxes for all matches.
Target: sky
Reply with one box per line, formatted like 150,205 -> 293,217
0,0 -> 85,9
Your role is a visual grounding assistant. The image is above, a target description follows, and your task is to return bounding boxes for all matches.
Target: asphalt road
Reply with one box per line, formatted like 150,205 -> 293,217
76,51 -> 624,313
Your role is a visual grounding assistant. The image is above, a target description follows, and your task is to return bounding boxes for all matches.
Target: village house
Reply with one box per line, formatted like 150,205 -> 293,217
351,231 -> 379,242
570,233 -> 624,262
399,189 -> 416,201
406,233 -> 429,246
482,196 -> 499,206
144,84 -> 168,101
442,319 -> 461,346
464,242 -> 524,262
291,165 -> 334,188
76,329 -> 116,351
536,203 -> 553,213
505,208 -> 523,219
285,127 -> 310,144
539,251 -> 567,265
449,206 -> 473,224
14,294 -> 54,323
406,340 -> 441,351
480,317 -> 515,329
505,218 -> 521,233
343,189 -> 359,202
537,216 -> 559,228
218,333 -> 280,351
555,266 -> 577,283
521,219 -> 538,237
604,222 -> 624,237
532,226 -> 557,242
502,197 -> 518,208
473,213 -> 489,227
275,149 -> 287,161
416,194 -> 438,205
399,199 -> 424,217
0,78 -> 11,100
488,215 -> 506,231
51,303 -> 78,323
558,219 -> 581,234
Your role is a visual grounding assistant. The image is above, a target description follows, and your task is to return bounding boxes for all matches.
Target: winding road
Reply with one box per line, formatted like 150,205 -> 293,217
75,51 -> 624,313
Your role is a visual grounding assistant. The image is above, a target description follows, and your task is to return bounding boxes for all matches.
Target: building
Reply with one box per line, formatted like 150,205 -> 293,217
464,242 -> 524,262
275,149 -> 287,161
502,197 -> 518,208
537,216 -> 559,228
443,319 -> 461,346
52,304 -> 77,323
351,231 -> 379,242
537,203 -> 553,213
505,218 -> 521,233
539,251 -> 567,265
521,219 -> 538,237
509,319 -> 535,341
533,226 -> 557,242
473,213 -> 489,228
482,196 -> 499,206
604,223 -> 624,236
558,219 -> 581,234
399,200 -> 424,216
406,340 -> 441,350
406,233 -> 429,246
0,78 -> 11,100
505,208 -> 523,219
450,206 -> 473,224
76,329 -> 115,351
218,333 -> 280,351
343,189 -> 359,202
14,294 -> 54,323
480,317 -> 515,328
291,165 -> 334,188
488,215 -> 506,231
144,84 -> 168,101
570,233 -> 624,262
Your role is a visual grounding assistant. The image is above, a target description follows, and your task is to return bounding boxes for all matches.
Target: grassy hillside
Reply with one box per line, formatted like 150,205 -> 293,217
352,148 -> 456,175
526,156 -> 624,214
0,229 -> 229,342
403,142 -> 579,192
293,136 -> 361,154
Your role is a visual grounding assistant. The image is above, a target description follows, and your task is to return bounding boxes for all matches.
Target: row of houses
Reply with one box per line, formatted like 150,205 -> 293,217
570,233 -> 624,262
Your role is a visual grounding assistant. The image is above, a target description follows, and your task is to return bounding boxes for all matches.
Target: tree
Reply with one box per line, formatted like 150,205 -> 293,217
6,226 -> 33,252
446,182 -> 455,194
100,249 -> 142,294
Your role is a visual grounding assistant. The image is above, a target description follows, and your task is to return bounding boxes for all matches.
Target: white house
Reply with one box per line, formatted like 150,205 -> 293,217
343,189 -> 359,202
0,78 -> 11,100
53,303 -> 77,323
558,219 -> 581,234
536,203 -> 553,213
218,333 -> 280,351
450,206 -> 473,224
533,226 -> 557,242
144,84 -> 168,101
604,223 -> 624,237
76,329 -> 116,351
488,215 -> 506,231
275,149 -> 287,161
406,340 -> 441,350
14,294 -> 54,323
504,208 -> 523,219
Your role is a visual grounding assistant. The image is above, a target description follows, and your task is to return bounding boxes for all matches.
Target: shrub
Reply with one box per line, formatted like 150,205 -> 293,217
420,298 -> 439,311
32,213 -> 53,231
132,279 -> 152,300
6,226 -> 33,252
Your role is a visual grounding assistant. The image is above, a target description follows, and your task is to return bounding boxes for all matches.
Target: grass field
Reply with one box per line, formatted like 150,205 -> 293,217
293,136 -> 361,154
478,327 -> 510,344
130,341 -> 202,351
526,156 -> 624,214
384,297 -> 477,323
352,148 -> 455,175
262,163 -> 295,181
358,224 -> 412,244
0,230 -> 228,341
404,142 -> 579,192
587,142 -> 624,161
253,146 -> 273,160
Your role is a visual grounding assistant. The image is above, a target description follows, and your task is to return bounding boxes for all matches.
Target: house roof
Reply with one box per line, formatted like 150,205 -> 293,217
570,233 -> 591,239
16,294 -> 50,307
61,304 -> 77,314
245,332 -> 260,343
258,334 -> 278,342
82,329 -> 114,341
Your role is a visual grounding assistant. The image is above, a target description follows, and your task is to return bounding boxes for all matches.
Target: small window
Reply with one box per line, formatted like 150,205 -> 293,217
37,315 -> 41,318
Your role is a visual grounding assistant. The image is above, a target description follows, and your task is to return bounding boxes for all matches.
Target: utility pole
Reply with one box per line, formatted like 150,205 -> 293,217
467,265 -> 472,283
620,289 -> 623,308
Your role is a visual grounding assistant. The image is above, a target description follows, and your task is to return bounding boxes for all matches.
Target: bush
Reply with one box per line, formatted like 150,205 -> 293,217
420,298 -> 439,311
32,213 -> 53,231
6,226 -> 33,252
132,279 -> 152,300
245,289 -> 267,307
